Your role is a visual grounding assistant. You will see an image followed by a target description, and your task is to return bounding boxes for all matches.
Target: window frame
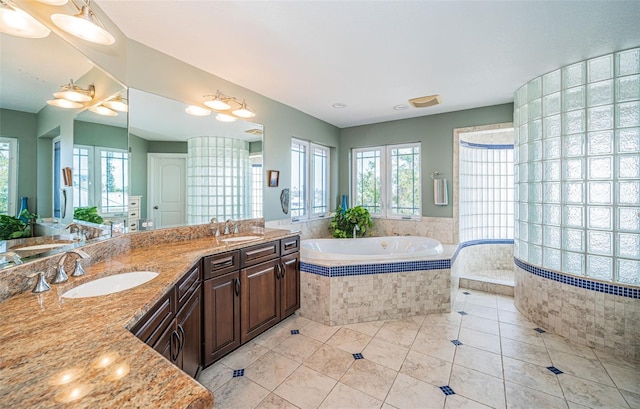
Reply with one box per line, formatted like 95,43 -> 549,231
291,138 -> 330,221
351,142 -> 422,220
0,137 -> 18,216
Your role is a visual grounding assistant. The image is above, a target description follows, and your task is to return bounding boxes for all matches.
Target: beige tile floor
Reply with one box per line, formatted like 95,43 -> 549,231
198,289 -> 640,409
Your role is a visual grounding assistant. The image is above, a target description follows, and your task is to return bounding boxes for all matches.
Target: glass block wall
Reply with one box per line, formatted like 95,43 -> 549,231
459,139 -> 514,242
187,136 -> 251,224
514,48 -> 640,285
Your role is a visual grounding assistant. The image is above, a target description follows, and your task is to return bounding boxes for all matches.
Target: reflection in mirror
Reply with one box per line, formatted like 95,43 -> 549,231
128,89 -> 263,230
0,30 -> 127,268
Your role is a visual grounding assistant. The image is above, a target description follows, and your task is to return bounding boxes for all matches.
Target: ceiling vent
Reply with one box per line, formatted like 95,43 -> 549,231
409,94 -> 441,108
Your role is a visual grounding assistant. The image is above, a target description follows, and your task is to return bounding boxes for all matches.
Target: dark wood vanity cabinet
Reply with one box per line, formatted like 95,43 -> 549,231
203,270 -> 241,366
202,236 -> 301,365
132,264 -> 202,379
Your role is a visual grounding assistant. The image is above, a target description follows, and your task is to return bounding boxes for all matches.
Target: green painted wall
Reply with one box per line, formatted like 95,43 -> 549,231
148,141 -> 187,154
74,121 -> 128,150
339,103 -> 514,218
0,108 -> 38,214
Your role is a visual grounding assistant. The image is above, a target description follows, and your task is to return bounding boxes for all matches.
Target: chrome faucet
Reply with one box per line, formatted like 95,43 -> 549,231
209,218 -> 220,236
54,249 -> 91,283
224,219 -> 233,235
0,252 -> 23,267
32,271 -> 51,293
353,224 -> 360,239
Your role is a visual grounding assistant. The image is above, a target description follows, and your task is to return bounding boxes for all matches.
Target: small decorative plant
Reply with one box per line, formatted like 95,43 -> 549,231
73,206 -> 104,224
329,206 -> 373,238
0,209 -> 38,240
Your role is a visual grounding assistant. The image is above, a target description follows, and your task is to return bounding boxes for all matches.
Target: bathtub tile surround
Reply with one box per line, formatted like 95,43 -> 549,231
200,289 -> 638,409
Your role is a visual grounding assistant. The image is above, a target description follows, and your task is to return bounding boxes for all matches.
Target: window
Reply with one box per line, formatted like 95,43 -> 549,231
0,137 -> 18,216
73,146 -> 128,215
291,139 -> 330,219
352,143 -> 421,218
251,155 -> 263,218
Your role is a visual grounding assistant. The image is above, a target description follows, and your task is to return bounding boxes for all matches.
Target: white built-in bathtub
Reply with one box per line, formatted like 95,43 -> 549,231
301,236 -> 444,261
299,236 -> 452,325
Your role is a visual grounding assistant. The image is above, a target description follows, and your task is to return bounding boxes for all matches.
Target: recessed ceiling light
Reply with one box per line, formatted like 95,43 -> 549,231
393,104 -> 408,111
332,103 -> 346,109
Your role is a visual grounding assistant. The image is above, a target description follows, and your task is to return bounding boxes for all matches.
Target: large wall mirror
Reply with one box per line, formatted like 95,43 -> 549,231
0,31 -> 126,268
128,89 -> 264,230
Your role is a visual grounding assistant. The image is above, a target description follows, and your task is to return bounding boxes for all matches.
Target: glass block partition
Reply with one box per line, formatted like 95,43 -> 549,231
187,136 -> 251,224
459,141 -> 514,242
514,48 -> 640,285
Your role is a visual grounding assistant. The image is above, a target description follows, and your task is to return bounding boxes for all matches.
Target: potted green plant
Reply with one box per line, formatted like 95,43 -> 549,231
0,209 -> 38,240
329,206 -> 373,238
73,206 -> 104,224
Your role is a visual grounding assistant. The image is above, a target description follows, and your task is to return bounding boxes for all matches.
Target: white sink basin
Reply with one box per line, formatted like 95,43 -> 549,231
61,271 -> 158,298
15,243 -> 71,252
220,236 -> 261,243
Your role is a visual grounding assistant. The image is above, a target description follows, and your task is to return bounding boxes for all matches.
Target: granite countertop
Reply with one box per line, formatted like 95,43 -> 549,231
0,228 -> 298,408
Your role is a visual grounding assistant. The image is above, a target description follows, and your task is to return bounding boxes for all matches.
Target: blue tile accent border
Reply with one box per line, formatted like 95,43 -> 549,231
301,259 -> 450,278
290,329 -> 299,335
457,311 -> 468,316
451,339 -> 463,346
547,366 -> 563,375
515,258 -> 640,299
233,369 -> 245,377
534,327 -> 546,334
460,140 -> 515,150
439,385 -> 456,396
353,353 -> 364,360
451,239 -> 514,264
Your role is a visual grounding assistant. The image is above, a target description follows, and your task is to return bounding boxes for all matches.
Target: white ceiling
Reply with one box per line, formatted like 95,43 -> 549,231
95,1 -> 640,128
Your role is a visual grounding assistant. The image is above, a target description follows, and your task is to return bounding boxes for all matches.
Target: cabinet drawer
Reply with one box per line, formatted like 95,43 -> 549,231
280,236 -> 300,256
241,240 -> 280,268
176,264 -> 201,309
129,197 -> 141,208
128,209 -> 140,219
132,287 -> 176,347
203,250 -> 240,279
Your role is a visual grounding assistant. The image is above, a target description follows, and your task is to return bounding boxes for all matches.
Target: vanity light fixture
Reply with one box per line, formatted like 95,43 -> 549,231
53,79 -> 95,102
103,94 -> 128,112
89,104 -> 117,116
35,0 -> 69,5
51,0 -> 115,45
187,90 -> 257,121
215,113 -> 236,122
185,105 -> 211,116
203,90 -> 232,111
232,100 -> 256,118
47,97 -> 82,109
0,0 -> 51,39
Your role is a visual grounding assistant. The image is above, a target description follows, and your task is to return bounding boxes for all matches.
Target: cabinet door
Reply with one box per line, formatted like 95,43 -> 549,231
153,320 -> 178,365
240,259 -> 280,343
203,272 -> 241,366
176,284 -> 202,378
280,253 -> 300,320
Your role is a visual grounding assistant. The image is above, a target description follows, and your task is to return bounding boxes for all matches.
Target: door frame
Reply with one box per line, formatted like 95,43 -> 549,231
147,153 -> 188,226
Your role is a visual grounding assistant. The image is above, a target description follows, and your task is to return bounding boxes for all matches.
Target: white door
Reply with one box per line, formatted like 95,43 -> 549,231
148,154 -> 187,228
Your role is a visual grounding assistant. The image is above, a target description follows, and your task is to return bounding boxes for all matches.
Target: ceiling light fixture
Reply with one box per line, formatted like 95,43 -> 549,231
185,105 -> 211,116
0,0 -> 51,39
332,103 -> 346,109
103,94 -> 128,112
393,104 -> 409,111
51,0 -> 115,45
89,105 -> 117,116
409,94 -> 441,108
